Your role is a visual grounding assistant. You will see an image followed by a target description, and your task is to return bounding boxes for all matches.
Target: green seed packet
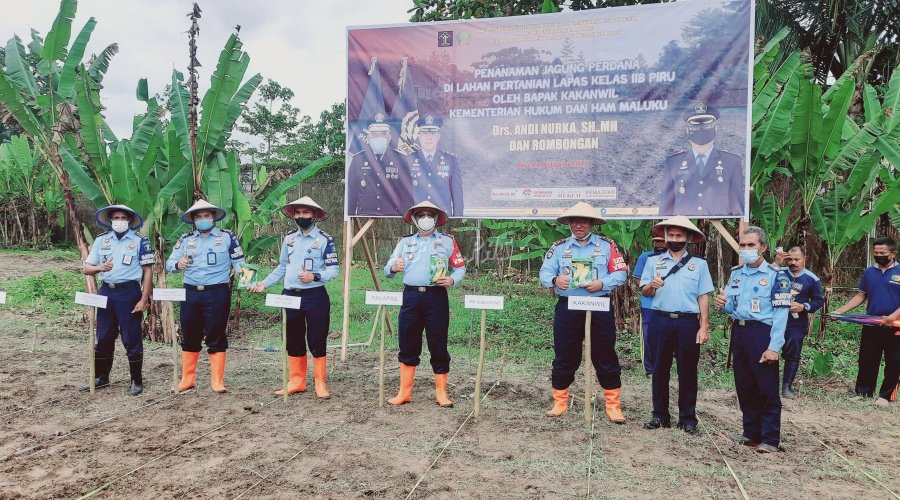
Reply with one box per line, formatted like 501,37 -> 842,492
568,258 -> 594,289
430,255 -> 448,285
238,264 -> 259,289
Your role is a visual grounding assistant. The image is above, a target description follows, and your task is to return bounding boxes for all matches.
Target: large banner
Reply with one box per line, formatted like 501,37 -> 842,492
345,0 -> 752,219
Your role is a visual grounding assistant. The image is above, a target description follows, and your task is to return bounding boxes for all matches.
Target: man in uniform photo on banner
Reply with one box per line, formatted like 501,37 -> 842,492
384,201 -> 466,407
714,226 -> 791,453
539,202 -> 629,422
832,237 -> 900,406
250,196 -> 339,399
639,216 -> 713,435
346,112 -> 412,216
166,200 -> 245,393
658,103 -> 745,217
408,114 -> 464,216
82,205 -> 154,396
632,234 -> 668,378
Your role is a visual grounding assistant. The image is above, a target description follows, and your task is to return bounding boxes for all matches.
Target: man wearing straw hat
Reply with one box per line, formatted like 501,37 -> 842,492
166,200 -> 245,393
539,202 -> 629,422
384,201 -> 466,407
714,226 -> 791,453
82,205 -> 154,396
639,216 -> 713,435
632,233 -> 668,377
250,196 -> 339,399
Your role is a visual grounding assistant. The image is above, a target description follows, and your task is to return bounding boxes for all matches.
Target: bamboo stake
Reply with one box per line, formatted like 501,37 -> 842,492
340,220 -> 354,361
584,310 -> 592,423
171,305 -> 178,392
378,306 -> 386,407
474,309 -> 487,417
282,308 -> 288,403
88,307 -> 96,394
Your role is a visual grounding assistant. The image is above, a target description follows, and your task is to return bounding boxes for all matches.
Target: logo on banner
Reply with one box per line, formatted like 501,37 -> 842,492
438,31 -> 453,47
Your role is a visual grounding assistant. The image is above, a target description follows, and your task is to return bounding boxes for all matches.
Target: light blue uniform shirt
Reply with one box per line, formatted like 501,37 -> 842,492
633,249 -> 663,309
539,233 -> 628,297
261,226 -> 339,290
639,251 -> 714,313
721,261 -> 792,352
166,226 -> 245,286
85,230 -> 154,283
384,231 -> 466,286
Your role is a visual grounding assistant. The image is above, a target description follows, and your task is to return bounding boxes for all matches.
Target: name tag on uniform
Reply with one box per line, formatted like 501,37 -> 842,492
122,254 -> 133,265
751,298 -> 761,313
207,252 -> 217,265
303,258 -> 314,271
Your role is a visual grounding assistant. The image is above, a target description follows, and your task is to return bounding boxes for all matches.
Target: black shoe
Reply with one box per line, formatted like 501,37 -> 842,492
128,381 -> 143,396
676,423 -> 700,435
728,432 -> 760,447
127,354 -> 143,396
643,417 -> 671,429
781,386 -> 794,399
79,376 -> 110,392
79,355 -> 112,392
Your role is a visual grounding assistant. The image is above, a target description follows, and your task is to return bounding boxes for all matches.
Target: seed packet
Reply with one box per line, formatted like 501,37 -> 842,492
430,254 -> 448,285
238,264 -> 259,289
568,258 -> 595,289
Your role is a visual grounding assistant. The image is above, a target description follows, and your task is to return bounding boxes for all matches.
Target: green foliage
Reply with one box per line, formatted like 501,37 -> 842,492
2,269 -> 83,313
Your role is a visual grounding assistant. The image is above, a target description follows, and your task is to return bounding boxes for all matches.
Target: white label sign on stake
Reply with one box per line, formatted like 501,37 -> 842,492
567,296 -> 610,312
464,295 -> 505,310
0,291 -> 6,304
365,291 -> 403,306
153,288 -> 186,302
75,292 -> 108,309
265,294 -> 302,310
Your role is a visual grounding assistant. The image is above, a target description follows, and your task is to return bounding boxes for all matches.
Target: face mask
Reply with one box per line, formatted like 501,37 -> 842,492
111,220 -> 129,234
296,217 -> 314,230
874,255 -> 892,266
370,137 -> 389,155
667,241 -> 687,252
739,249 -> 760,264
688,126 -> 716,145
195,219 -> 214,232
415,215 -> 436,232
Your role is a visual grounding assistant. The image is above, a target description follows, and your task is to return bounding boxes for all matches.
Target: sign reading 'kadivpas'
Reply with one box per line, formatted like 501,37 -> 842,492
152,288 -> 186,302
365,291 -> 404,306
75,292 -> 108,309
265,294 -> 302,310
464,295 -> 505,310
567,296 -> 610,312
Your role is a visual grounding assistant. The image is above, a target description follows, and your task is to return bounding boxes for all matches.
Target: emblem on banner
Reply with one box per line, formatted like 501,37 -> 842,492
438,31 -> 453,47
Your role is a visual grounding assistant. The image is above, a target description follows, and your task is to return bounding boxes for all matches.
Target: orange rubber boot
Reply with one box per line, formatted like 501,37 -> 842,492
275,355 -> 308,395
388,363 -> 416,406
177,351 -> 200,392
604,387 -> 626,424
545,388 -> 570,417
313,356 -> 330,399
209,352 -> 228,393
434,373 -> 454,408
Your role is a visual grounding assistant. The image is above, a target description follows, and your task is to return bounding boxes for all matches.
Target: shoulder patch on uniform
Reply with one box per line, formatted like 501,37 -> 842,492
667,149 -> 687,158
718,150 -> 741,158
318,230 -> 334,240
98,231 -> 111,238
730,264 -> 742,271
179,231 -> 192,239
402,232 -> 416,238
441,150 -> 458,158
286,228 -> 299,236
220,228 -> 236,235
598,235 -> 618,245
552,238 -> 568,247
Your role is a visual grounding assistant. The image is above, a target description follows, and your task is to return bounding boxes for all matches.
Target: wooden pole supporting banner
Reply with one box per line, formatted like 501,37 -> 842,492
351,218 -> 376,247
378,306 -> 387,407
710,220 -> 739,253
88,307 -> 96,394
584,310 -> 592,423
474,309 -> 487,417
356,219 -> 394,335
341,220 -> 354,362
282,308 -> 288,403
171,311 -> 178,392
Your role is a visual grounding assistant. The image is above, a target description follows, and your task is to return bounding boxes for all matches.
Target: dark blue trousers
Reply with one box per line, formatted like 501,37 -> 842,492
782,320 -> 808,388
96,282 -> 144,359
551,298 -> 621,390
398,286 -> 451,374
732,322 -> 781,447
180,285 -> 231,353
855,325 -> 900,400
641,307 -> 655,375
283,287 -> 330,358
649,312 -> 700,426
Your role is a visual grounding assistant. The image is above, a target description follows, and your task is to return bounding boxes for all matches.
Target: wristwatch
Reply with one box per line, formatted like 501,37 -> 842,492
552,276 -> 558,287
313,273 -> 322,282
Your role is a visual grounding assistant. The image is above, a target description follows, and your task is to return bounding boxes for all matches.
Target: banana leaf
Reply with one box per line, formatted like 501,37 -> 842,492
167,70 -> 192,162
40,0 -> 76,64
87,43 -> 118,82
5,35 -> 38,97
197,34 -> 250,166
57,17 -> 96,98
0,71 -> 43,137
60,146 -> 108,208
256,156 -> 333,215
75,72 -> 108,173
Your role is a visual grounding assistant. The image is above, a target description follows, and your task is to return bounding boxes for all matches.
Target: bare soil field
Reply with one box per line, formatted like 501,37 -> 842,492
0,254 -> 897,499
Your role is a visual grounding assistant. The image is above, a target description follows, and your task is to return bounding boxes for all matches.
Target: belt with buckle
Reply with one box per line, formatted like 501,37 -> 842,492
405,285 -> 435,293
104,281 -> 139,289
735,319 -> 766,327
185,283 -> 228,291
659,311 -> 698,320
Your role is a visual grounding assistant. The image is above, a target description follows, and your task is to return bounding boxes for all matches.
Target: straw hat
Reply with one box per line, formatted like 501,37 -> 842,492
403,200 -> 448,226
181,199 -> 227,224
96,204 -> 143,231
556,202 -> 606,225
281,196 -> 327,220
652,216 -> 705,243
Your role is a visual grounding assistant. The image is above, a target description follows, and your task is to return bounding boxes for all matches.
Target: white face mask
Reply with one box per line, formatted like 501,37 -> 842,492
370,137 -> 389,155
415,216 -> 436,232
111,220 -> 129,233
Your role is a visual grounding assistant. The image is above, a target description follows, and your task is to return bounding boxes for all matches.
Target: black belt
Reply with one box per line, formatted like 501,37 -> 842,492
185,283 -> 229,291
734,319 -> 767,328
405,285 -> 441,293
102,281 -> 140,289
655,310 -> 699,320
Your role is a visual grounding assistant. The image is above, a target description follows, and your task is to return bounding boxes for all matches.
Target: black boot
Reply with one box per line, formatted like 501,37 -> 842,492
781,383 -> 794,399
127,353 -> 143,396
80,354 -> 112,392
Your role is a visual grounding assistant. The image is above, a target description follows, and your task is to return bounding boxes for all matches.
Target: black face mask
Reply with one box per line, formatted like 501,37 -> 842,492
667,241 -> 687,252
295,217 -> 314,230
688,127 -> 716,145
874,255 -> 892,266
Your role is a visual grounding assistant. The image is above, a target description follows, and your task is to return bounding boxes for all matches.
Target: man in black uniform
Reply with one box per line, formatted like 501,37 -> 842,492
346,112 -> 412,216
408,115 -> 464,216
659,103 -> 745,217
